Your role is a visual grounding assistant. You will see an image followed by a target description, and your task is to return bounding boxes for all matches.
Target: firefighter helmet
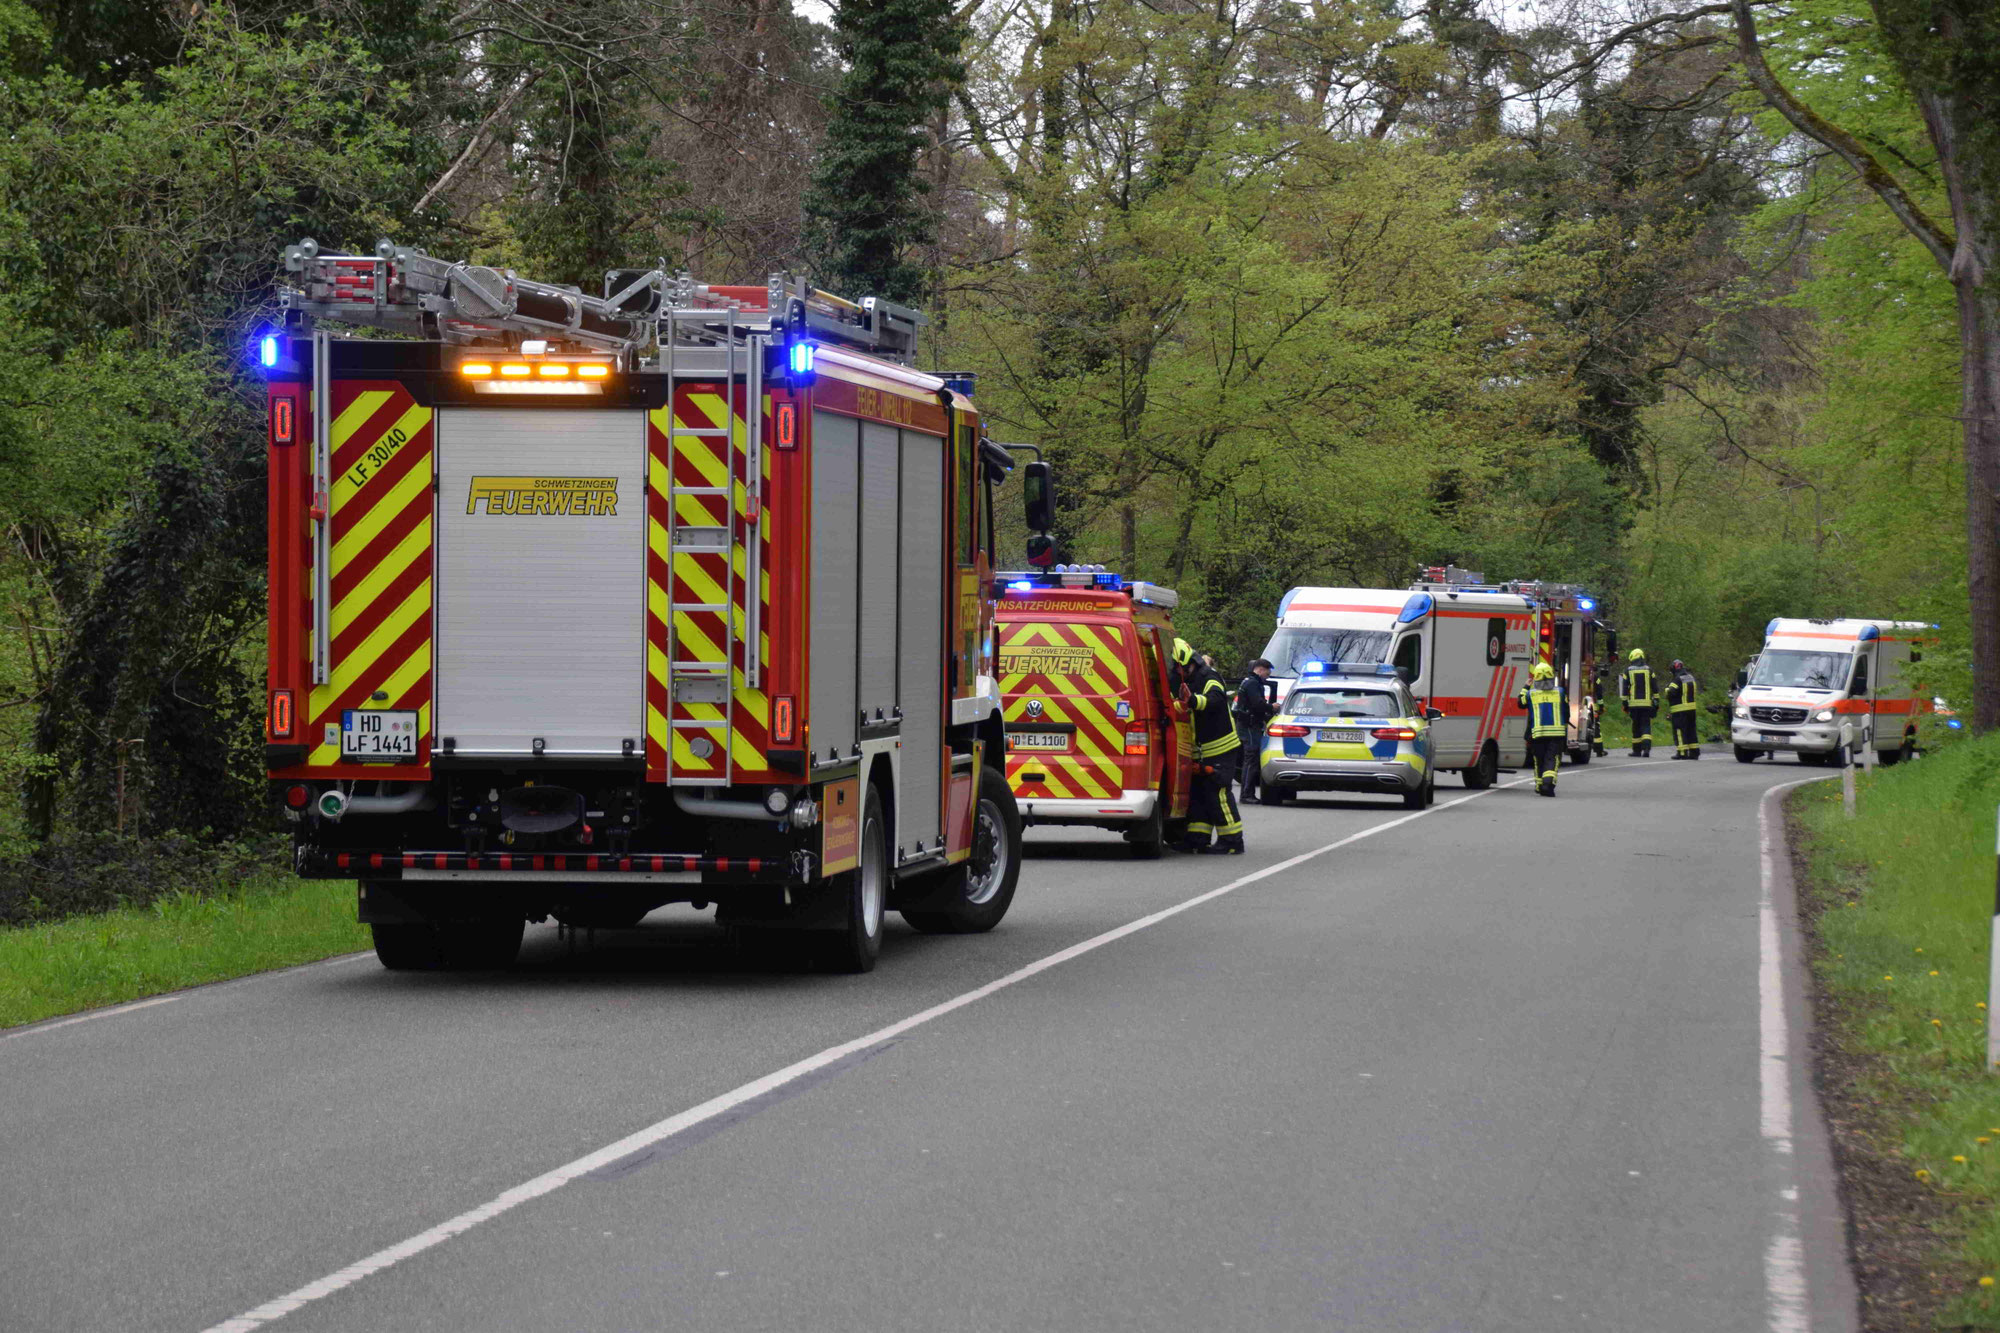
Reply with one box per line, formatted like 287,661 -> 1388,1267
1629,648 -> 1646,662
1531,661 -> 1556,680
1172,638 -> 1195,667
1670,659 -> 1686,671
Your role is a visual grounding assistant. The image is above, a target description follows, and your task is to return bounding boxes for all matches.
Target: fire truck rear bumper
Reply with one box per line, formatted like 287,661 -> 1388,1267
1262,757 -> 1424,793
301,849 -> 789,884
1019,790 -> 1159,826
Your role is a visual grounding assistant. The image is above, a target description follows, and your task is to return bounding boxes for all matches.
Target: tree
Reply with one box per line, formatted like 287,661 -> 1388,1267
1730,0 -> 2000,728
803,0 -> 964,303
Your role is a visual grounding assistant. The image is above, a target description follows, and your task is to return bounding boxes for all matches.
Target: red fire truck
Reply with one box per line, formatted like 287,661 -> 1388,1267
261,239 -> 1025,973
994,567 -> 1194,857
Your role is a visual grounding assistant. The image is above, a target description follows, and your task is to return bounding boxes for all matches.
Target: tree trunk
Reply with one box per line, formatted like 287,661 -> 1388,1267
1959,275 -> 2000,730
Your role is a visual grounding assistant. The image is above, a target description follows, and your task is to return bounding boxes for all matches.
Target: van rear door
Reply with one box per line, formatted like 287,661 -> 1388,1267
999,617 -> 1133,802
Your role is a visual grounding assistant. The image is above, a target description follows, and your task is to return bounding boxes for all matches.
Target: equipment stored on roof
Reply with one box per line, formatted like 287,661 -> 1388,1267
992,569 -> 1193,857
262,238 -> 1039,972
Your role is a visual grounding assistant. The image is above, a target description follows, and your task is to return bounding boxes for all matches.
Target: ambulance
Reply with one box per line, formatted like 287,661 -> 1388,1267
1260,566 -> 1609,786
1730,618 -> 1933,764
994,567 -> 1193,857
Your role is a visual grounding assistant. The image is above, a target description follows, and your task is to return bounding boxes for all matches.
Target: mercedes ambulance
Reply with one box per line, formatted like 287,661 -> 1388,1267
1730,618 -> 1932,764
994,567 -> 1193,857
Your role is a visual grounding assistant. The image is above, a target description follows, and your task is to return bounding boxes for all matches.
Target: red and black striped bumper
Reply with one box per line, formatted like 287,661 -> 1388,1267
301,850 -> 780,882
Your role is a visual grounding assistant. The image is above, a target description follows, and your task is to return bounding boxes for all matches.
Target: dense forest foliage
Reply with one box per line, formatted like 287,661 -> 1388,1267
0,0 -> 1983,844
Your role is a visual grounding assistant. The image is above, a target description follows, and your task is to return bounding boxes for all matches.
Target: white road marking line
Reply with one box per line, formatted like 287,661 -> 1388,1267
0,993 -> 178,1041
204,757 -> 1687,1331
1759,774 -> 1835,1333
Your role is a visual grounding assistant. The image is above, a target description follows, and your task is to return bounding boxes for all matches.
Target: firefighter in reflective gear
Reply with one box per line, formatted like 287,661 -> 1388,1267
1619,648 -> 1657,757
1173,637 -> 1244,854
1516,661 -> 1567,797
1665,659 -> 1701,759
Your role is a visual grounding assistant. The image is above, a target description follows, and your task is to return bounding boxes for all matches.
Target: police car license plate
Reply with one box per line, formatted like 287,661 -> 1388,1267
1009,732 -> 1070,752
1317,728 -> 1365,743
341,709 -> 419,761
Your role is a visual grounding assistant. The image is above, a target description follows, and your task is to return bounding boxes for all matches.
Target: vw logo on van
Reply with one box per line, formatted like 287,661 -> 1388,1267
1025,698 -> 1045,719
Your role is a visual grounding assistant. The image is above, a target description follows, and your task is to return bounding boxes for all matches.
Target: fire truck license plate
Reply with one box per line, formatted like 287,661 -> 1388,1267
341,710 -> 419,761
1009,732 -> 1070,752
1317,728 -> 1365,743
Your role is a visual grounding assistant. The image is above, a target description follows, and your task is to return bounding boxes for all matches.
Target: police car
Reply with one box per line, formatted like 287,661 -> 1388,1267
1256,663 -> 1440,809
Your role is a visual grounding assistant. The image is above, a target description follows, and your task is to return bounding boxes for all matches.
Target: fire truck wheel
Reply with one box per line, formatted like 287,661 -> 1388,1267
903,766 -> 1022,934
1126,803 -> 1165,859
371,917 -> 523,972
1461,744 -> 1498,789
814,783 -> 887,973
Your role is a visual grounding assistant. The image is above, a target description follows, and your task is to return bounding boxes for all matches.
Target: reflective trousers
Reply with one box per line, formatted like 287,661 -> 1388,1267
1627,706 -> 1655,755
1529,735 -> 1564,783
1188,751 -> 1244,847
1671,708 -> 1699,755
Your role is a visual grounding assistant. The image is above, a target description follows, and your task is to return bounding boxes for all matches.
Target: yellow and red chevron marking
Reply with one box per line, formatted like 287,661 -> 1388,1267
646,387 -> 774,782
998,619 -> 1135,801
304,383 -> 434,771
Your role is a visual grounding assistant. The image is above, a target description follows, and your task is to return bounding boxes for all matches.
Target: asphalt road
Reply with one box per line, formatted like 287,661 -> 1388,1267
2,754 -> 1857,1332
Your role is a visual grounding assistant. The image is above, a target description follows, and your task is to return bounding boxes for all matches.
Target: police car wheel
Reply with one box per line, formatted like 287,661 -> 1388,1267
1257,787 -> 1286,806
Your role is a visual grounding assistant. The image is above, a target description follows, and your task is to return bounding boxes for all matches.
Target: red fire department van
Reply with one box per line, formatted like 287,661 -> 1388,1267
262,239 -> 1028,973
994,567 -> 1193,857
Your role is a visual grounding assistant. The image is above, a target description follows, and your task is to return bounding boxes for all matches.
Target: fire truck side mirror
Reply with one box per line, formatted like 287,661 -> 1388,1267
1024,460 -> 1056,534
1026,533 -> 1056,569
1604,627 -> 1619,656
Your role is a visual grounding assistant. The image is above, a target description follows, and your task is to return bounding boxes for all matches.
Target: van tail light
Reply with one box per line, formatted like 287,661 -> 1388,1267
773,695 -> 797,744
1267,724 -> 1310,738
1124,731 -> 1149,755
1371,727 -> 1419,741
269,689 -> 295,738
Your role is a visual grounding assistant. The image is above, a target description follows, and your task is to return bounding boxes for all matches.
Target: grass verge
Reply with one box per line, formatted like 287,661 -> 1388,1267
0,873 -> 367,1029
1792,729 -> 2000,1329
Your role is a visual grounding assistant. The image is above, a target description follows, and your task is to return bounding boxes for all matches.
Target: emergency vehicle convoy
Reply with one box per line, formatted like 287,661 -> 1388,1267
261,237 -> 1029,973
1731,618 -> 1932,764
994,567 -> 1194,857
1260,566 -> 1609,786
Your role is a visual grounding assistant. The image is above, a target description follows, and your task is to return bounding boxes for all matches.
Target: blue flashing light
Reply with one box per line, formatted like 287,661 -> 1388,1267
1397,592 -> 1434,624
1950,718 -> 1965,730
1858,624 -> 1880,641
259,335 -> 279,369
1300,660 -> 1327,675
1375,664 -> 1401,676
1577,596 -> 1596,613
1277,588 -> 1300,619
1766,617 -> 1780,636
788,341 -> 815,375
1007,580 -> 1034,592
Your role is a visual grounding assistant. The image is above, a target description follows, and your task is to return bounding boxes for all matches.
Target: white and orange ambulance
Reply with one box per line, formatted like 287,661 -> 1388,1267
994,568 -> 1193,857
1730,618 -> 1933,764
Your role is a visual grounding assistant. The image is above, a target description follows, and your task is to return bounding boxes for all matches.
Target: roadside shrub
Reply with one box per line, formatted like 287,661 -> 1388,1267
0,832 -> 287,928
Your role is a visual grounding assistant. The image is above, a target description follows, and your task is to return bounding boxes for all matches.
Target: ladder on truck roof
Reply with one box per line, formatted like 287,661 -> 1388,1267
277,238 -> 927,366
660,304 -> 763,786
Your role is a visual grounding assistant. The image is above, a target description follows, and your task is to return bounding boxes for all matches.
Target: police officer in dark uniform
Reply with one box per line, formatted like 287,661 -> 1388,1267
1172,638 -> 1244,854
1619,649 -> 1657,757
1234,658 -> 1278,801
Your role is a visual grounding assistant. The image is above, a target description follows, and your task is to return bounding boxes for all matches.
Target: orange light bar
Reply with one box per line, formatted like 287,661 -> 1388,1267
499,363 -> 532,378
576,364 -> 611,380
537,363 -> 571,378
460,362 -> 494,378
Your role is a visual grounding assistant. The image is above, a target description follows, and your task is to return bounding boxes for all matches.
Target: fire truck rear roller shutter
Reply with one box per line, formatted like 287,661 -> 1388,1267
897,427 -> 946,857
810,411 -> 860,760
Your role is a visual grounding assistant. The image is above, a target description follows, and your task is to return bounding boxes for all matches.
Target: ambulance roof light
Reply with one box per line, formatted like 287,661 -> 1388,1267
1397,593 -> 1434,623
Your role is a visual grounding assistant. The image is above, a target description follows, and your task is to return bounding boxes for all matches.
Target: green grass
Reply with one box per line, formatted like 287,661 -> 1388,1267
1793,727 -> 2000,1324
0,873 -> 368,1029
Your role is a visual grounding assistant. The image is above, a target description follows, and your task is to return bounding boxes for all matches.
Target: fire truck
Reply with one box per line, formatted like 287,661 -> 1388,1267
260,238 -> 1026,973
993,566 -> 1194,857
1261,566 -> 1610,785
